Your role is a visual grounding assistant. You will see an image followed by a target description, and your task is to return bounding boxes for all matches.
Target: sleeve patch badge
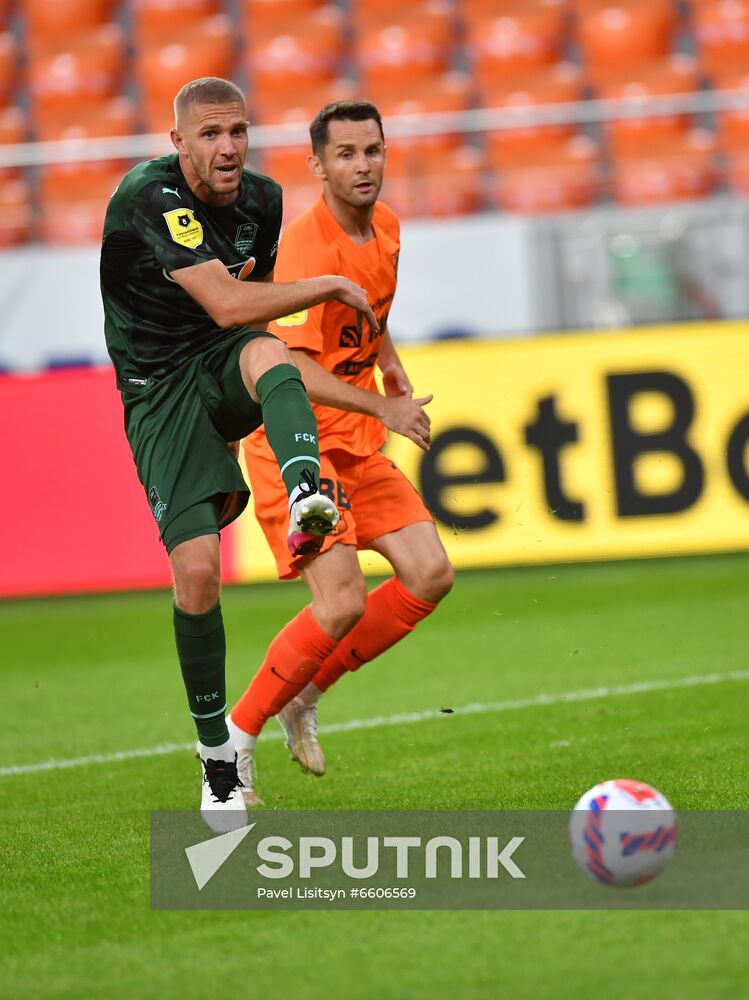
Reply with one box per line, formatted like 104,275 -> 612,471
276,309 -> 308,326
163,208 -> 203,248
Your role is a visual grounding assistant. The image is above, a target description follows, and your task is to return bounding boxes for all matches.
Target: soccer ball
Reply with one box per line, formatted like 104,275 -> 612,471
569,779 -> 677,887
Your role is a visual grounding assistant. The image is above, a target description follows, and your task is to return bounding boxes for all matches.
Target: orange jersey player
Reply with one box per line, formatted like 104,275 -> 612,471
227,100 -> 454,803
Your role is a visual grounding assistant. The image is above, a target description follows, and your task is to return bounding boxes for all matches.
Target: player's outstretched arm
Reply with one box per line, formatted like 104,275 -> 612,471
170,258 -> 379,334
291,348 -> 433,452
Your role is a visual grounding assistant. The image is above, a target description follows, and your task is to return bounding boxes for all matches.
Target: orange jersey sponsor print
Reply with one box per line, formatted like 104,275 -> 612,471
246,195 -> 399,460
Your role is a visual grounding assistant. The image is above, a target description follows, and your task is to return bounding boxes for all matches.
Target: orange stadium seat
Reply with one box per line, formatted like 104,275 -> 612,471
134,16 -> 234,128
595,57 -> 700,154
20,0 -> 113,44
239,0 -> 332,31
353,0 -> 455,29
480,64 -> 582,159
419,144 -> 485,217
466,5 -> 568,85
0,106 -> 26,146
0,108 -> 26,186
254,79 -> 357,126
370,71 -> 471,117
488,134 -> 603,213
0,173 -> 32,247
38,158 -> 130,199
261,146 -> 319,222
26,24 -> 125,115
246,9 -> 344,102
724,145 -> 749,195
38,164 -> 126,244
356,10 -> 456,90
371,72 -> 471,154
711,64 -> 749,147
130,0 -> 220,42
40,201 -> 110,245
381,142 -> 484,219
577,0 -> 677,73
611,129 -> 719,206
34,96 -> 137,142
692,0 -> 749,71
0,30 -> 17,104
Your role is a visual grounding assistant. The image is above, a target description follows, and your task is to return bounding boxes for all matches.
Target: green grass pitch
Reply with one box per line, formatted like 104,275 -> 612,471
2,553 -> 748,998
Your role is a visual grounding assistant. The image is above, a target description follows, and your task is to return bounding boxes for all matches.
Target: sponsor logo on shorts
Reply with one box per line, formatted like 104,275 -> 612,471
276,310 -> 308,327
149,486 -> 168,523
234,222 -> 258,254
163,208 -> 203,249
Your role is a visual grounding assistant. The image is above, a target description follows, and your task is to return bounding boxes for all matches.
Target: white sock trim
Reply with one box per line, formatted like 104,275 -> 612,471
281,455 -> 320,480
197,736 -> 235,762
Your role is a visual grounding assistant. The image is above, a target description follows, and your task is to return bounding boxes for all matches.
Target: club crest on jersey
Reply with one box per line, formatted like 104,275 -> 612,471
234,222 -> 258,254
163,208 -> 203,248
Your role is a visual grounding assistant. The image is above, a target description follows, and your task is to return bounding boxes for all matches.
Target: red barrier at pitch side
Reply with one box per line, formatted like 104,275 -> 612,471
0,366 -> 239,597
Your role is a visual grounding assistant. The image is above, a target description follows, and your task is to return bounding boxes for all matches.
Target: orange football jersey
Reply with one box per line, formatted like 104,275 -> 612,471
246,194 -> 400,458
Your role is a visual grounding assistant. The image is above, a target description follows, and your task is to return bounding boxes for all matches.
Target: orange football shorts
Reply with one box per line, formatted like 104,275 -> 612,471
248,447 -> 433,580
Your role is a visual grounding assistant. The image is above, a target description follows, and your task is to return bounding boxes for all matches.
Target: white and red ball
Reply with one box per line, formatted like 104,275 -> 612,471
569,779 -> 677,887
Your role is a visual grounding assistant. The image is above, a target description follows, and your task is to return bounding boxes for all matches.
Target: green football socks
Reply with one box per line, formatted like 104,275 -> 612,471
256,363 -> 321,496
173,602 -> 229,747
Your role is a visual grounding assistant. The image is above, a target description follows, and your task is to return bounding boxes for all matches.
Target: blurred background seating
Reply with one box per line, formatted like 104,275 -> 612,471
0,0 -> 747,244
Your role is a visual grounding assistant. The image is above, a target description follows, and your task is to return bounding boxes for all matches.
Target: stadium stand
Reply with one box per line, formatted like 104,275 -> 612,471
0,0 -> 748,243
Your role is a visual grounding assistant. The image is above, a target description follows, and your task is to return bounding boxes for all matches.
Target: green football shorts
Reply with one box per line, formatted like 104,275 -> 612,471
121,329 -> 273,553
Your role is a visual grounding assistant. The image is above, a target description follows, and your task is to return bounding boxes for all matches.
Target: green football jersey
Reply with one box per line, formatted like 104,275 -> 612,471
100,153 -> 282,387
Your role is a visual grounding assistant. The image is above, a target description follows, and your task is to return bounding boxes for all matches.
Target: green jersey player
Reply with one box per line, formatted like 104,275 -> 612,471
100,77 -> 378,831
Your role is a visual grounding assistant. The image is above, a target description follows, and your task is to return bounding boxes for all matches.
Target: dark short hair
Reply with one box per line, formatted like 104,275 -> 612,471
174,77 -> 246,126
309,100 -> 384,155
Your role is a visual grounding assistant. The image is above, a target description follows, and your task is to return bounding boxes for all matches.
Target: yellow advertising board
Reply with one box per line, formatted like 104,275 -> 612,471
235,321 -> 749,581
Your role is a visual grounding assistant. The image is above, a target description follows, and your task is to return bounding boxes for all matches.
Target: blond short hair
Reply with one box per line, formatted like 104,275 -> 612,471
174,77 -> 246,127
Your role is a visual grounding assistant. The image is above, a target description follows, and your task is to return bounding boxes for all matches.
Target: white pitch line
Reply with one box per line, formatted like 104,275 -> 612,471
2,669 -> 748,778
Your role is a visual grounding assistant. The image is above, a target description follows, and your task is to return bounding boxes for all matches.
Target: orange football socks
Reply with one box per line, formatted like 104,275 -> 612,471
230,606 -> 337,736
312,577 -> 437,692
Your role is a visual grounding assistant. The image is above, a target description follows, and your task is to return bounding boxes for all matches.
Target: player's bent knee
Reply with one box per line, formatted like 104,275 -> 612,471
173,559 -> 221,615
410,556 -> 455,605
243,336 -> 294,380
314,580 -> 367,639
432,559 -> 455,601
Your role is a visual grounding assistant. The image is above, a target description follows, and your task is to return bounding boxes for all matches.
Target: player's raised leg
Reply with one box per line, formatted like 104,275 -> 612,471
229,543 -> 366,778
169,528 -> 250,829
308,521 -> 454,695
237,336 -> 339,556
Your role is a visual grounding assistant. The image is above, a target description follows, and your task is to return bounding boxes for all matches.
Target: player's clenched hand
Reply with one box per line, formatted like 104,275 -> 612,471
380,394 -> 433,451
330,277 -> 379,338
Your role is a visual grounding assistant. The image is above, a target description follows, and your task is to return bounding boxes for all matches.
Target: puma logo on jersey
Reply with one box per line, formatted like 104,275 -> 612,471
162,186 -> 181,198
